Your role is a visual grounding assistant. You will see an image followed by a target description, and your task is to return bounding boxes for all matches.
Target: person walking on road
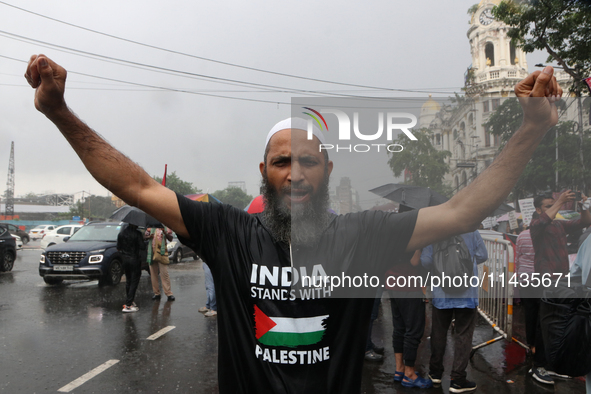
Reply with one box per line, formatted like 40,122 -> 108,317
386,250 -> 431,388
421,230 -> 488,393
528,191 -> 591,384
199,262 -> 217,317
117,223 -> 145,313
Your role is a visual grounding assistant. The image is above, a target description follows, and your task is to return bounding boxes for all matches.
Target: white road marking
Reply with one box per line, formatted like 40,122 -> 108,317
57,359 -> 119,392
147,325 -> 176,340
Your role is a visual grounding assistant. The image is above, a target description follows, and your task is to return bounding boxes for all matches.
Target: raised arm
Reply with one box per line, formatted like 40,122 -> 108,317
406,67 -> 562,252
25,54 -> 188,238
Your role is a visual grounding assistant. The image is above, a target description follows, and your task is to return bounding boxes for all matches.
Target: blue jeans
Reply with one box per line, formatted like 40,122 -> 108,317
365,288 -> 384,351
203,263 -> 216,311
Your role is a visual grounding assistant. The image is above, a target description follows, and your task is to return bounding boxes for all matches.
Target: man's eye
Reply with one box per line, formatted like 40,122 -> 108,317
299,159 -> 319,167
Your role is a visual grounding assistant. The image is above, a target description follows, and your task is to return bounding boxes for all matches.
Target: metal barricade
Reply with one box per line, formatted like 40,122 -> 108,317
471,235 -> 528,357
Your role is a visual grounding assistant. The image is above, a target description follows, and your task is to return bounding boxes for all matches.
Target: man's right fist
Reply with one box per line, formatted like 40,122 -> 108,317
24,54 -> 68,116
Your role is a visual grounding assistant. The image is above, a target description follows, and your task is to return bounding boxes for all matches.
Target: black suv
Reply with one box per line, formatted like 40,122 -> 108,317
39,222 -> 146,286
0,224 -> 17,272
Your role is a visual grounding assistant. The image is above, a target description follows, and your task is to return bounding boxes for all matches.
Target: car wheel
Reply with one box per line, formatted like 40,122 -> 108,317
101,259 -> 123,286
43,277 -> 63,285
22,236 -> 29,245
0,251 -> 15,272
174,249 -> 183,264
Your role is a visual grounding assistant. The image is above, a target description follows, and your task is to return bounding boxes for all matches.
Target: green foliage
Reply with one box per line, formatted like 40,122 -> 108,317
212,187 -> 253,210
65,195 -> 117,220
468,3 -> 480,15
494,0 -> 591,93
484,98 -> 591,197
153,171 -> 200,195
388,129 -> 452,197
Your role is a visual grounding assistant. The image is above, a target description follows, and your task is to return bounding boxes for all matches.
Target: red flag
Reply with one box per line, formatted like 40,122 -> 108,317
585,77 -> 591,95
162,164 -> 167,186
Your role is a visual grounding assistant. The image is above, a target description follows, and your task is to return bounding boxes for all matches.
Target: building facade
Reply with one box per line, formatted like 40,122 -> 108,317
421,0 -> 571,193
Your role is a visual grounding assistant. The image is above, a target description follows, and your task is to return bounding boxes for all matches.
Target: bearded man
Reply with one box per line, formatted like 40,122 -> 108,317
25,54 -> 562,393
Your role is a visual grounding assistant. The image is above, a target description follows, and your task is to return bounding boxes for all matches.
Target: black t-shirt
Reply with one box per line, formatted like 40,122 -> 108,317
176,194 -> 418,394
116,226 -> 144,258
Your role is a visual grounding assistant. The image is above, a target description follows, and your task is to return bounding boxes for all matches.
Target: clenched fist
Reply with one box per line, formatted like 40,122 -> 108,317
24,54 -> 68,117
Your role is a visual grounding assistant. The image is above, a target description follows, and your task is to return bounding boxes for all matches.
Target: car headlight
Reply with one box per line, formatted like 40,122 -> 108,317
167,242 -> 177,251
89,255 -> 103,264
40,255 -> 45,263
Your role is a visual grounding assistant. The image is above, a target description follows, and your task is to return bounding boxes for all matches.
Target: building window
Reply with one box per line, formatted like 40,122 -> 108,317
483,101 -> 490,113
453,129 -> 458,140
494,134 -> 501,147
485,42 -> 495,67
492,98 -> 500,110
485,126 -> 491,147
436,133 -> 441,145
510,42 -> 517,65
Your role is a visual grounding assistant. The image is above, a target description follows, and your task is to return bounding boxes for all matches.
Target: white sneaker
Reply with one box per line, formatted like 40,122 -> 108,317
204,310 -> 217,317
547,370 -> 571,379
531,367 -> 554,385
122,305 -> 139,313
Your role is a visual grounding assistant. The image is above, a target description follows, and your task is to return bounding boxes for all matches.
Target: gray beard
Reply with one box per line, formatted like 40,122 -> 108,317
261,171 -> 331,247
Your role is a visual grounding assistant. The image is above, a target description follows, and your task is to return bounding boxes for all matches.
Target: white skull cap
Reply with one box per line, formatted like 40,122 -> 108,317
264,117 -> 326,149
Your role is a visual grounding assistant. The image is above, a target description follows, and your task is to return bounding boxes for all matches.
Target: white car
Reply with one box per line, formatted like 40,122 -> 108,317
12,235 -> 23,249
40,225 -> 83,249
29,225 -> 57,241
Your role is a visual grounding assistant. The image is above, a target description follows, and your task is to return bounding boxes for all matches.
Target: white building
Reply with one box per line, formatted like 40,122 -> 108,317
421,0 -> 572,193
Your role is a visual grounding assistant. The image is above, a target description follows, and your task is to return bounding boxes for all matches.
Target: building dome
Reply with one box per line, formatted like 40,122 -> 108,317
421,95 -> 441,114
419,94 -> 441,129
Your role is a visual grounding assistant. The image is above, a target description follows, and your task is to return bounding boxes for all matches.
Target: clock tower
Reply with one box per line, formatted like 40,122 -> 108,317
465,0 -> 529,98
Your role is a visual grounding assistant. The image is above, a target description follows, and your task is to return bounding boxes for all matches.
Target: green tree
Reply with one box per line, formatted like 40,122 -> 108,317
153,171 -> 200,195
494,1 -> 591,191
494,0 -> 591,93
66,195 -> 117,220
484,98 -> 591,197
388,129 -> 452,197
212,187 -> 253,210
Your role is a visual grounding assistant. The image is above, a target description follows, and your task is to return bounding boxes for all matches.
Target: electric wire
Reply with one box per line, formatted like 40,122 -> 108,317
0,0 -> 462,95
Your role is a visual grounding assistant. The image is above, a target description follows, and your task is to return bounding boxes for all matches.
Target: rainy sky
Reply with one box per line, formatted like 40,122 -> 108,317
0,0 -> 547,207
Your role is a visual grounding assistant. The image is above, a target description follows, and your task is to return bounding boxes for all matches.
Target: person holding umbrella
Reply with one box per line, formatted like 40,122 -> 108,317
117,223 -> 146,313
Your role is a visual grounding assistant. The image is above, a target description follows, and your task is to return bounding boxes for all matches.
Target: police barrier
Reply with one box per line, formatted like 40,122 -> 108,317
471,235 -> 528,358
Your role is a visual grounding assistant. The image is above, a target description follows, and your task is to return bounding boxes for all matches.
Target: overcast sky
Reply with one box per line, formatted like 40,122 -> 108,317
0,0 -> 547,207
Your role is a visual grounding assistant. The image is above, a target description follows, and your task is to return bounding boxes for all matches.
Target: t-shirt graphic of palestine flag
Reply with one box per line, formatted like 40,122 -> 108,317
176,193 -> 417,394
254,305 -> 328,348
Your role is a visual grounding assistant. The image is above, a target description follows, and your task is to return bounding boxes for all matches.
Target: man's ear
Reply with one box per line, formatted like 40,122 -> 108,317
535,207 -> 542,214
327,160 -> 333,176
259,162 -> 265,176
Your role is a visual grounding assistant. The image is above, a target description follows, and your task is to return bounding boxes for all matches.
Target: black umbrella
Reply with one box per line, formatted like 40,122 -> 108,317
369,184 -> 449,209
370,183 -> 516,216
110,205 -> 162,228
490,202 -> 515,217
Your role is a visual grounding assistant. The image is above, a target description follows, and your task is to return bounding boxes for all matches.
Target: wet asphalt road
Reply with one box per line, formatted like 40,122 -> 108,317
0,243 -> 586,393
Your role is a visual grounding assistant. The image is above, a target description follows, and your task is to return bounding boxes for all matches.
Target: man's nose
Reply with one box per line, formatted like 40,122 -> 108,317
289,161 -> 304,183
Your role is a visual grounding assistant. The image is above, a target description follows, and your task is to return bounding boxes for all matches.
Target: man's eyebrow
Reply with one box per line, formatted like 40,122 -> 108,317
295,154 -> 320,161
270,154 -> 291,162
